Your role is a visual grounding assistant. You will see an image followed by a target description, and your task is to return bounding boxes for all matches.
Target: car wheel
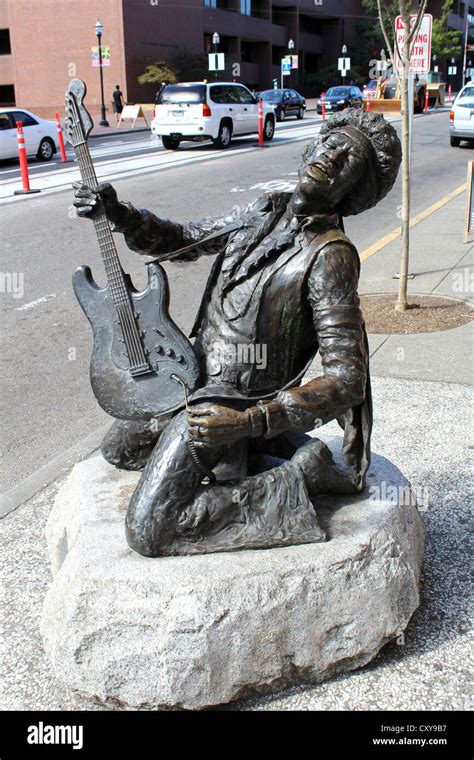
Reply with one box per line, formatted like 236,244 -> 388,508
263,116 -> 275,141
450,136 -> 461,147
37,138 -> 54,161
275,109 -> 283,122
212,120 -> 232,149
161,136 -> 180,150
297,107 -> 304,120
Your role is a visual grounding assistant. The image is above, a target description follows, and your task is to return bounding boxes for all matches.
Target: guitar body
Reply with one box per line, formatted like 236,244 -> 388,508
73,261 -> 200,420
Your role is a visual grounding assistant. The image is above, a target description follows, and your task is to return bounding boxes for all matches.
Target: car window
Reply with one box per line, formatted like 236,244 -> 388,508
222,86 -> 241,104
156,85 -> 206,105
283,91 -> 291,101
260,90 -> 281,102
290,91 -> 299,100
232,85 -> 255,104
0,112 -> 12,130
457,86 -> 474,107
209,85 -> 227,104
10,110 -> 38,127
326,87 -> 350,97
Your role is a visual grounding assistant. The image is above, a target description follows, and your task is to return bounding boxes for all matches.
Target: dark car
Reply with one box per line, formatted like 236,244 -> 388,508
317,86 -> 363,114
259,88 -> 306,121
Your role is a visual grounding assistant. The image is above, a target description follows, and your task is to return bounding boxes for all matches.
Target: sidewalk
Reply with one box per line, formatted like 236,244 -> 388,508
1,189 -> 472,711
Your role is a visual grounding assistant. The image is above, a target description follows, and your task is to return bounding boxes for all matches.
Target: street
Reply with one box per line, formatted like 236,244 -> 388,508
0,109 -> 471,494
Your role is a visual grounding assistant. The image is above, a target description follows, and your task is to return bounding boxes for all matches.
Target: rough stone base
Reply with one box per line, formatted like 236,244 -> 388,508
41,438 -> 425,710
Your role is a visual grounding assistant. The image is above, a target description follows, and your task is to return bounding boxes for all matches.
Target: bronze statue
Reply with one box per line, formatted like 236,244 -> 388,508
73,105 -> 401,557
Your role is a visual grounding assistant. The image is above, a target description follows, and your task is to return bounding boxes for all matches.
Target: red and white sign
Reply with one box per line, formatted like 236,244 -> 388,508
394,14 -> 432,74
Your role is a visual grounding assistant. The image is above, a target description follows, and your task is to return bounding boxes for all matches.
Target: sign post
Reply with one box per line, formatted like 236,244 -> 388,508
338,56 -> 350,84
395,14 -> 432,167
394,14 -> 432,75
281,57 -> 291,89
91,45 -> 111,67
208,53 -> 225,75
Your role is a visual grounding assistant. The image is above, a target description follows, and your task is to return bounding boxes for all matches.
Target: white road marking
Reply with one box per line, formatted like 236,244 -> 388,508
15,293 -> 57,311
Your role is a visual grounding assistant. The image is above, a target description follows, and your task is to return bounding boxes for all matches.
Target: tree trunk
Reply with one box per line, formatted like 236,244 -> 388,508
395,8 -> 411,312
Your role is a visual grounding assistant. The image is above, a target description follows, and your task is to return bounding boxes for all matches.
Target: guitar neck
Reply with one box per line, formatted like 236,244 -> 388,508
74,140 -> 128,303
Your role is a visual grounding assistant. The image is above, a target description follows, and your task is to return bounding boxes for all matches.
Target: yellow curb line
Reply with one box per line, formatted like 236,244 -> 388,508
360,183 -> 467,262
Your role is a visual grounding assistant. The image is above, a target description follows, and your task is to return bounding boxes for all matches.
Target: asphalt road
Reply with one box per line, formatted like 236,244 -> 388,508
0,110 -> 471,491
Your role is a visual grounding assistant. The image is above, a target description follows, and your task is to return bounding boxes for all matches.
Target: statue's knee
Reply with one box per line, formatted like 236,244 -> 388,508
101,418 -> 164,470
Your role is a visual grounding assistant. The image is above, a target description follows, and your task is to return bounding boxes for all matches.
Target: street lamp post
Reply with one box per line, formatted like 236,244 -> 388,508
288,38 -> 295,87
212,32 -> 220,82
95,20 -> 109,127
341,44 -> 348,86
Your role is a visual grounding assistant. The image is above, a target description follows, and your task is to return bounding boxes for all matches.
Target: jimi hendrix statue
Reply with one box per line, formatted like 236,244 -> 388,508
72,106 -> 401,558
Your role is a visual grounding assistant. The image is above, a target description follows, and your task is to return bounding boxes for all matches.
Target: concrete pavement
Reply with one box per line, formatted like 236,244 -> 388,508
1,121 -> 472,711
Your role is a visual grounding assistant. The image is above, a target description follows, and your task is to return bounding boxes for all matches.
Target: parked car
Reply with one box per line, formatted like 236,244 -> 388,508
259,88 -> 306,121
316,86 -> 363,114
0,108 -> 58,161
362,80 -> 377,100
152,82 -> 275,150
449,83 -> 474,146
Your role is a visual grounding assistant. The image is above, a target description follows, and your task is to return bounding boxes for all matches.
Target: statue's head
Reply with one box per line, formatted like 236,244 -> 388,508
293,110 -> 401,218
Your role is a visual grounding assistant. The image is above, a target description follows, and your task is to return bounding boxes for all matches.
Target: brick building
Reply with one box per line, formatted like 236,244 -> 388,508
0,0 -> 472,120
0,0 -> 363,119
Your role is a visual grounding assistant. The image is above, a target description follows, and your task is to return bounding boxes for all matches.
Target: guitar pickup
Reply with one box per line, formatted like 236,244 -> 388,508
130,363 -> 153,377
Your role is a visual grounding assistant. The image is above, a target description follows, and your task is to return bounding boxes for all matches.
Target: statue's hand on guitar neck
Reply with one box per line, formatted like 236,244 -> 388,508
73,181 -> 125,224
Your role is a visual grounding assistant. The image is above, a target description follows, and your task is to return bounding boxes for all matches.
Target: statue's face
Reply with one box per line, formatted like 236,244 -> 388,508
293,130 -> 368,215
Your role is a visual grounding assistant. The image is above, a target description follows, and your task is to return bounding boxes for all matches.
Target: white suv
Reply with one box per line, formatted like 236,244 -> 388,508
152,82 -> 275,150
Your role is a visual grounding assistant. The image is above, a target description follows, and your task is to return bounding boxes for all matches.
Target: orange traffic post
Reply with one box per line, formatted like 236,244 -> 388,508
321,91 -> 326,121
258,99 -> 264,146
13,121 -> 40,196
55,113 -> 67,161
424,90 -> 429,113
366,97 -> 371,112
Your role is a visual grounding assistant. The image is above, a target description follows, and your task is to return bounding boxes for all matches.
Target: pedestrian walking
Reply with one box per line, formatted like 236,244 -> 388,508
112,84 -> 124,126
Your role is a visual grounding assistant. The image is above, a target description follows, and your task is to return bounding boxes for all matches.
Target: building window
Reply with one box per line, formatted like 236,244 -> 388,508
0,29 -> 11,55
0,84 -> 15,105
240,0 -> 251,15
203,0 -> 217,7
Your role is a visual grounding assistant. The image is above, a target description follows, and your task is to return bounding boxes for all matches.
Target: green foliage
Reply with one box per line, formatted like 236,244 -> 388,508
173,49 -> 208,82
137,61 -> 177,86
431,0 -> 462,58
137,50 -> 209,87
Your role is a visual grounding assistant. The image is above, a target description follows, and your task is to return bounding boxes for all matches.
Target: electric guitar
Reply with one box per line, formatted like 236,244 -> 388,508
65,79 -> 200,420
